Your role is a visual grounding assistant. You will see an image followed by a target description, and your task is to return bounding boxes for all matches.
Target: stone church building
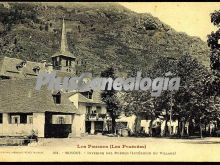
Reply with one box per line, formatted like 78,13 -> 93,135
0,19 -> 108,138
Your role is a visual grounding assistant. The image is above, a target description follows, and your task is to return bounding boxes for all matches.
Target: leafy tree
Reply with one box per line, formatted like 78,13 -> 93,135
154,91 -> 171,136
149,57 -> 179,136
173,55 -> 216,137
121,57 -> 178,136
101,67 -> 121,134
122,91 -> 155,135
203,10 -> 220,134
147,54 -> 216,138
207,10 -> 220,98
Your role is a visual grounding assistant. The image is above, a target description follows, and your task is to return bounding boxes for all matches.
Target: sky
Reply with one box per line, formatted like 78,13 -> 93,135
119,2 -> 220,41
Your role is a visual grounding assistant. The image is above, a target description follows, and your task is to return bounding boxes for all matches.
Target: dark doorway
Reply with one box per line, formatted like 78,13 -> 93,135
44,112 -> 72,138
95,121 -> 104,133
85,121 -> 91,133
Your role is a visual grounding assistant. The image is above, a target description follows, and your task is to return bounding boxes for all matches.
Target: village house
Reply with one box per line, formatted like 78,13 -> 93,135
69,91 -> 108,135
139,111 -> 189,137
0,78 -> 77,138
0,19 -> 108,138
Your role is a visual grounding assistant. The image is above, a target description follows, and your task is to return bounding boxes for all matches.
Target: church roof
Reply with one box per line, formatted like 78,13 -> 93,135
52,19 -> 76,59
52,50 -> 76,58
0,78 -> 78,114
0,56 -> 47,79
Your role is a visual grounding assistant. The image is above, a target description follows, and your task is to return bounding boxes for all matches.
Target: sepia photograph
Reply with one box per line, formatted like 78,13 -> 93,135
0,1 -> 220,162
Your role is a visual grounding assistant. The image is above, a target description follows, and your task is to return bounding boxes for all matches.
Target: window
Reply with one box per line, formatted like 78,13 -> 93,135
52,115 -> 71,124
16,64 -> 22,70
53,57 -> 60,67
16,60 -> 26,70
55,60 -> 59,66
66,60 -> 68,66
171,126 -> 174,134
27,115 -> 33,124
96,106 -> 101,113
33,66 -> 40,74
81,91 -> 93,99
11,115 -> 20,124
52,92 -> 61,104
88,91 -> 92,99
57,116 -> 65,124
86,106 -> 92,114
9,114 -> 32,124
0,114 -> 2,124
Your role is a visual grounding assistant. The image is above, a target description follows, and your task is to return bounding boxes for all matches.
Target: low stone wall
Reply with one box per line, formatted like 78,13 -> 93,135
0,137 -> 34,146
0,124 -> 33,136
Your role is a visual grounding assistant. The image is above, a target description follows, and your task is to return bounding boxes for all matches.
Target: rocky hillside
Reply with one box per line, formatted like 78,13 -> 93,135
0,2 -> 210,75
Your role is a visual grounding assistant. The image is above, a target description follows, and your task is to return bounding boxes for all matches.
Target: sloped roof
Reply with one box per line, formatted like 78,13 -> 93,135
0,57 -> 48,78
51,19 -> 76,59
78,91 -> 106,105
52,50 -> 76,59
0,78 -> 78,114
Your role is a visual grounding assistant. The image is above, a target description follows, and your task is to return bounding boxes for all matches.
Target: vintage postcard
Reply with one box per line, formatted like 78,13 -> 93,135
0,1 -> 220,162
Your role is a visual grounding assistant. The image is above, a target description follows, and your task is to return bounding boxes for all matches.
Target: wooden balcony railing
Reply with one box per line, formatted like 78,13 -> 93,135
86,113 -> 106,121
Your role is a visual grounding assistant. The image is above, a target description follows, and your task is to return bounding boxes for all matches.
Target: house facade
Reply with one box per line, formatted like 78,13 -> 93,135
0,78 -> 78,138
69,91 -> 108,135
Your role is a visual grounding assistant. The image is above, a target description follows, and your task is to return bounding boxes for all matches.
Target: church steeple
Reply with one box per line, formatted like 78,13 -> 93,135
60,18 -> 68,54
52,19 -> 75,59
51,18 -> 76,74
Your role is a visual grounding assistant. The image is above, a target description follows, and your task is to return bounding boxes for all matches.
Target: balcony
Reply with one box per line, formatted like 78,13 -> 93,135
86,113 -> 106,121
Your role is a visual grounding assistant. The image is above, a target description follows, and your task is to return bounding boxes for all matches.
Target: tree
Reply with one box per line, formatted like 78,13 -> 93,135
149,54 -> 216,138
122,90 -> 155,135
154,91 -> 171,137
148,57 -> 179,137
173,55 -> 216,138
207,10 -> 220,97
121,57 -> 178,136
204,10 -> 220,135
101,67 -> 121,134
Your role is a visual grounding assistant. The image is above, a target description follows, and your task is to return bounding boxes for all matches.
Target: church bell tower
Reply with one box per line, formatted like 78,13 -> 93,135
51,19 -> 76,74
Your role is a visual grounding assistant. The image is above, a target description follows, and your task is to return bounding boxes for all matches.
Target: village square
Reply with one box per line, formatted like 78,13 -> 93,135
1,3 -> 220,149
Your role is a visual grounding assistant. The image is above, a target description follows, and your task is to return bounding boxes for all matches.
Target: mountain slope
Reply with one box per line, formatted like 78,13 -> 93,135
0,2 -> 210,75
